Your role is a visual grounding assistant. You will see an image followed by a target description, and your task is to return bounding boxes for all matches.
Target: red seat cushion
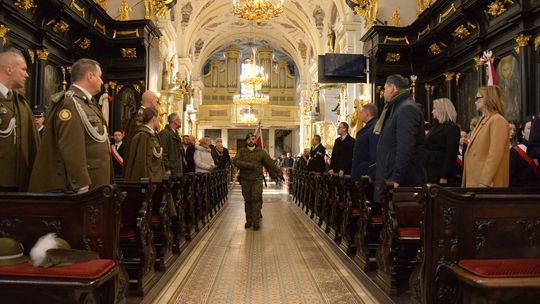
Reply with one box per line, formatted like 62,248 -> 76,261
351,208 -> 361,215
150,216 -> 160,224
458,259 -> 540,278
0,259 -> 115,280
120,229 -> 136,238
371,215 -> 382,224
398,227 -> 420,238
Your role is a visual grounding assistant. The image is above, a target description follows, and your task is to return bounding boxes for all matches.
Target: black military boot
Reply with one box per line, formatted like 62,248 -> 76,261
253,223 -> 260,230
244,222 -> 252,229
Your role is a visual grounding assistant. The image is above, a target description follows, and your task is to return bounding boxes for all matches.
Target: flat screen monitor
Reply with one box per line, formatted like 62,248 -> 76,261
318,55 -> 366,83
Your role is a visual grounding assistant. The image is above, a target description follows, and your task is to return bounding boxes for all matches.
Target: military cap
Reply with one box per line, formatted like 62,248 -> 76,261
0,237 -> 29,266
245,132 -> 255,140
30,233 -> 98,268
32,105 -> 44,116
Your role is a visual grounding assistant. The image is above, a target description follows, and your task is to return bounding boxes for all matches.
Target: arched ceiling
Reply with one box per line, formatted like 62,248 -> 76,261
173,0 -> 356,79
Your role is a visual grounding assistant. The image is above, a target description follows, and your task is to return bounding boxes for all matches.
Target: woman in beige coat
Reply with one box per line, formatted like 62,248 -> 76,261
462,86 -> 509,187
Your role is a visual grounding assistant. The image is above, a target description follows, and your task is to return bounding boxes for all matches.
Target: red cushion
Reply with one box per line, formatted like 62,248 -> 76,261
351,208 -> 361,215
150,216 -> 160,224
398,227 -> 420,238
371,215 -> 382,224
458,259 -> 540,278
0,259 -> 115,280
120,229 -> 136,238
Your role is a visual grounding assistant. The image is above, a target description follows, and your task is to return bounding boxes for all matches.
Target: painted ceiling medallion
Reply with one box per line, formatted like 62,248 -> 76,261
232,0 -> 284,24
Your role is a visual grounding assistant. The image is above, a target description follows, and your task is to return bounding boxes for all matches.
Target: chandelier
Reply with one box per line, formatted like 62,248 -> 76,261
233,90 -> 270,106
240,48 -> 268,89
232,0 -> 285,24
240,107 -> 259,125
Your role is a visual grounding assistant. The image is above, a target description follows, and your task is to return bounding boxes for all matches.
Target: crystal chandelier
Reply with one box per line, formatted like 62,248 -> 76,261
233,90 -> 270,106
232,0 -> 285,24
240,48 -> 268,89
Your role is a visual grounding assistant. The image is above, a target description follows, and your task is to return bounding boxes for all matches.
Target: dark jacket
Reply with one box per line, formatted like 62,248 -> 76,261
375,92 -> 426,199
510,142 -> 538,187
424,121 -> 460,184
111,142 -> 125,177
527,115 -> 540,160
158,124 -> 184,177
351,118 -> 379,181
212,147 -> 231,169
330,134 -> 355,174
183,144 -> 196,173
307,144 -> 326,173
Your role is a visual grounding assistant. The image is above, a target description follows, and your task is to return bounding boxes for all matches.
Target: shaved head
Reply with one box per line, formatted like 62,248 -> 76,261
142,90 -> 159,108
0,51 -> 28,89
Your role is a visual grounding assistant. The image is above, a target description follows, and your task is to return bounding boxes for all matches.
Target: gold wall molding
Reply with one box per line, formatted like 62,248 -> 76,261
93,19 -> 106,35
36,49 -> 49,60
474,55 -> 484,68
417,24 -> 431,40
75,37 -> 91,49
439,3 -> 456,24
535,36 -> 540,51
27,49 -> 35,63
121,48 -> 137,58
443,72 -> 455,81
112,29 -> 140,39
386,53 -> 401,62
383,36 -> 410,44
14,0 -> 37,11
70,0 -> 85,18
0,24 -> 10,45
485,0 -> 514,17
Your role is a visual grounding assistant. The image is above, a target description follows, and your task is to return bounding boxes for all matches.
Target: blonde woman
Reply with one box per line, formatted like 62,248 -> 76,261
194,137 -> 215,173
462,86 -> 510,187
425,98 -> 461,184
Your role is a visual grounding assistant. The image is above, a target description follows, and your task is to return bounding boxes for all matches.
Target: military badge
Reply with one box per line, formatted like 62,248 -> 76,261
0,104 -> 7,114
65,91 -> 74,98
59,109 -> 72,121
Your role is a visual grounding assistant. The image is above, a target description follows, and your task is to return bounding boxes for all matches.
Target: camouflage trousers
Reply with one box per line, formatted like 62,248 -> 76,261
240,179 -> 263,225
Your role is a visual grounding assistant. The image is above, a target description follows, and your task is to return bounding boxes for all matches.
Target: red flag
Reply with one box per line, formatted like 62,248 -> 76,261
254,123 -> 264,149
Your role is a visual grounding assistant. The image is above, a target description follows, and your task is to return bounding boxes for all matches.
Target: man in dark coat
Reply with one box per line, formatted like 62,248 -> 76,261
510,118 -> 538,187
29,58 -> 111,193
182,134 -> 196,173
307,135 -> 326,173
374,74 -> 426,201
0,51 -> 40,192
329,122 -> 355,176
111,129 -> 125,177
351,103 -> 379,182
158,113 -> 184,178
33,105 -> 45,137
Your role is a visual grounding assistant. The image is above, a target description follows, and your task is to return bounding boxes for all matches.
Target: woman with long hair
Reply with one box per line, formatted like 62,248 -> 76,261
462,86 -> 510,187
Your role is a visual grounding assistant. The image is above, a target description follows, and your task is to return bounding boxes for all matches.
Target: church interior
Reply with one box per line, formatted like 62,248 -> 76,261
1,0 -> 540,303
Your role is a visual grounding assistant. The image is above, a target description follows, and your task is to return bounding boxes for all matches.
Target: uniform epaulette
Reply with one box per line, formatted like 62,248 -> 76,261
51,91 -> 66,104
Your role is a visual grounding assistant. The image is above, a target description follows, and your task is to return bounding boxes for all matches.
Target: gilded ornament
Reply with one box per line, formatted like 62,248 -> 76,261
514,46 -> 520,55
535,36 -> 540,51
485,0 -> 514,17
385,53 -> 401,62
133,84 -> 141,93
383,36 -> 410,44
438,3 -> 456,23
52,20 -> 69,33
66,66 -> 72,74
118,0 -> 132,21
453,25 -> 471,40
95,0 -> 107,9
428,43 -> 445,56
443,72 -> 455,81
417,0 -> 431,15
27,49 -> 35,63
389,9 -> 401,27
36,49 -> 49,60
515,34 -> 531,47
353,0 -> 378,28
232,0 -> 285,24
93,20 -> 106,35
108,81 -> 117,90
121,48 -> 137,58
115,84 -> 124,95
76,37 -> 91,50
474,55 -> 484,67
112,29 -> 140,39
417,24 -> 430,40
455,73 -> 462,86
14,0 -> 37,11
424,83 -> 431,92
70,1 -> 86,18
0,24 -> 10,45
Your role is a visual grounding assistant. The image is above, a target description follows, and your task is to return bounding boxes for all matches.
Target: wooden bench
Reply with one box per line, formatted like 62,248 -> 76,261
375,182 -> 422,296
0,185 -> 126,304
411,185 -> 540,304
150,177 -> 174,271
116,180 -> 157,296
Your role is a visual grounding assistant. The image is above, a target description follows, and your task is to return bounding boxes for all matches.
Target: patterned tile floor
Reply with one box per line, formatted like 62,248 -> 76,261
151,184 -> 380,304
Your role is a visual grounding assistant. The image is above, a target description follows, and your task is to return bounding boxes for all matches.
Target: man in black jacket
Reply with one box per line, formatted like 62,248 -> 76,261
307,135 -> 326,173
375,74 -> 426,201
351,103 -> 379,182
329,122 -> 355,176
182,134 -> 196,173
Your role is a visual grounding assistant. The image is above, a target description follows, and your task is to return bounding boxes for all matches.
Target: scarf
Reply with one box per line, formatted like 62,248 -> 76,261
373,88 -> 410,134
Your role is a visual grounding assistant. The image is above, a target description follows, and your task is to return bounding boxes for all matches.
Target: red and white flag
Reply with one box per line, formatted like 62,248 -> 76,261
481,50 -> 497,86
254,123 -> 264,149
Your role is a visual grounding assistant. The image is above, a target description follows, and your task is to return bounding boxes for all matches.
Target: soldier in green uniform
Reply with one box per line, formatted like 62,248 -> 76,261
233,133 -> 283,230
28,58 -> 111,193
123,107 -> 165,183
0,51 -> 40,192
158,112 -> 184,178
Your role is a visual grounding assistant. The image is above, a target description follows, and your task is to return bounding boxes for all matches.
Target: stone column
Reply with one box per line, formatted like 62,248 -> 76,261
268,128 -> 276,158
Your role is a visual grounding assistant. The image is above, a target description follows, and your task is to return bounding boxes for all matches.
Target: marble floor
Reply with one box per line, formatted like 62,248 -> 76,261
151,184 -> 381,304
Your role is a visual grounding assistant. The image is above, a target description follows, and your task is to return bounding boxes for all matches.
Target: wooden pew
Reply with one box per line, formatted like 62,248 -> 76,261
150,178 -> 174,270
375,182 -> 422,296
0,185 -> 127,304
116,180 -> 157,296
411,185 -> 540,304
170,175 -> 186,253
182,173 -> 197,240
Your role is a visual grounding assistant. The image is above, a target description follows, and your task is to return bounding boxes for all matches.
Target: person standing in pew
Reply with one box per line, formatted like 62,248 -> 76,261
111,129 -> 125,178
307,135 -> 326,173
510,117 -> 538,187
328,122 -> 355,177
123,107 -> 165,183
462,86 -> 509,187
158,113 -> 184,178
374,74 -> 426,199
0,51 -> 40,192
29,58 -> 110,193
122,90 -> 159,173
351,103 -> 379,183
33,105 -> 45,137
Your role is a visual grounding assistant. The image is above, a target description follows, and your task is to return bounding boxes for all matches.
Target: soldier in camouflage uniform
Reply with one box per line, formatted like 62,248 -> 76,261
233,133 -> 283,230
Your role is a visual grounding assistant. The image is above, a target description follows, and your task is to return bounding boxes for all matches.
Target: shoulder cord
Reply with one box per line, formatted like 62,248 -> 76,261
0,118 -> 16,143
153,146 -> 163,158
73,100 -> 108,143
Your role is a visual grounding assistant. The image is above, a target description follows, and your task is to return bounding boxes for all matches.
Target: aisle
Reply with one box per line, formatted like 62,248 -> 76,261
151,184 -> 380,304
